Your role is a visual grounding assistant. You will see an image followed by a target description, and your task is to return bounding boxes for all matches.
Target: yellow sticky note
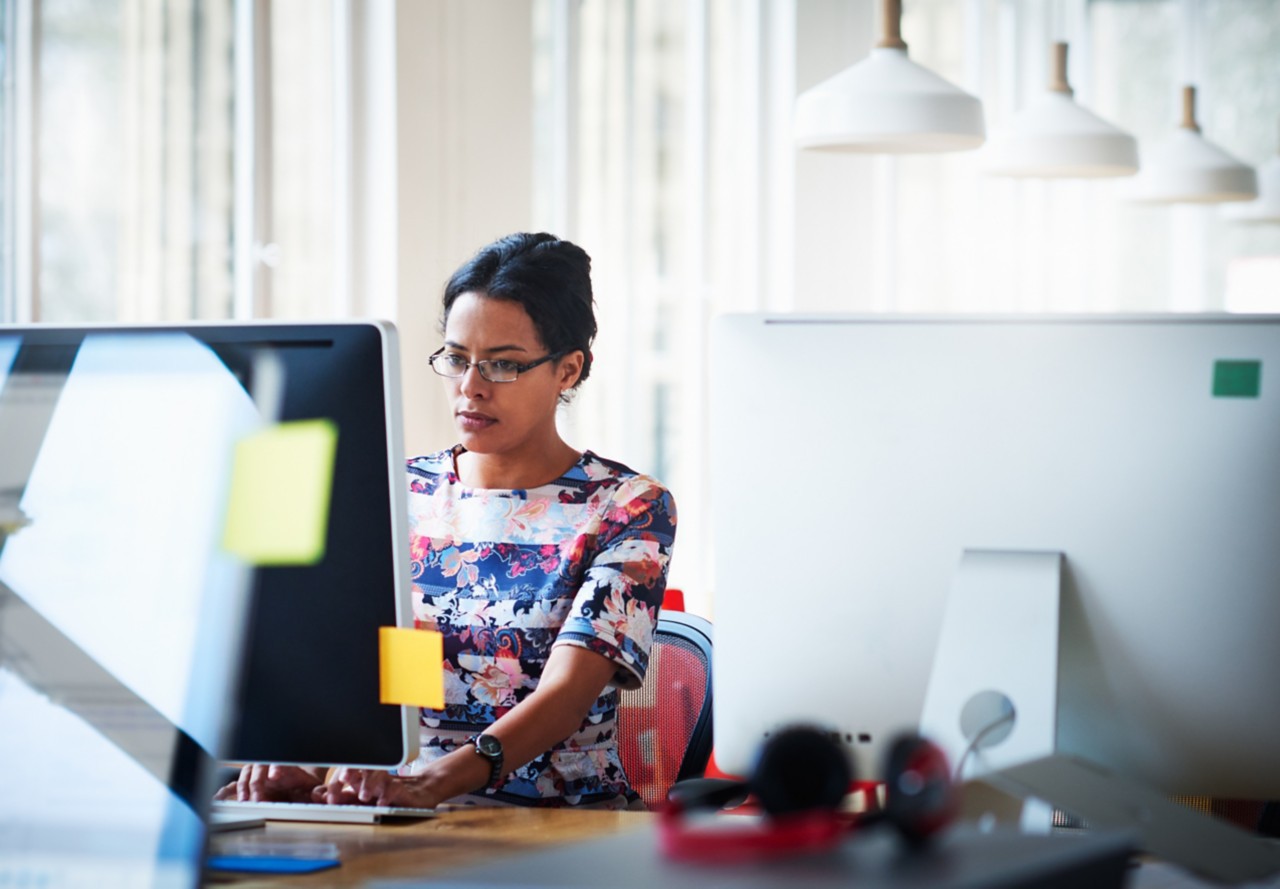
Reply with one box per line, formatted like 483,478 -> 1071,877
379,626 -> 444,709
221,419 -> 338,565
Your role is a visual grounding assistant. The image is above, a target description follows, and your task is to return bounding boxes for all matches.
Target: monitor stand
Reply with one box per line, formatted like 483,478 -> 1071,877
919,549 -> 1280,886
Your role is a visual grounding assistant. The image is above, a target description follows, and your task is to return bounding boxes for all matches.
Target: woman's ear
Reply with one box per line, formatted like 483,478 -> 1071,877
558,350 -> 585,391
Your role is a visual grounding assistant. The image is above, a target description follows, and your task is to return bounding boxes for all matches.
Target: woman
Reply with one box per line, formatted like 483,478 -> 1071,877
221,233 -> 676,809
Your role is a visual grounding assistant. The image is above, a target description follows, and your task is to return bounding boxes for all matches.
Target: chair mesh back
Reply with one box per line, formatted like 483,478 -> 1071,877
618,633 -> 710,810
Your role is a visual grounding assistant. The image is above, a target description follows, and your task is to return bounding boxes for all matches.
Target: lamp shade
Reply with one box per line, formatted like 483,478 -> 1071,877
1222,121 -> 1280,223
793,0 -> 984,154
983,43 -> 1138,178
1125,86 -> 1257,204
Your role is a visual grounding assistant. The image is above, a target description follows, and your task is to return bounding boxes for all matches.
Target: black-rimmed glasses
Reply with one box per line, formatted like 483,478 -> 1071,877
428,348 -> 565,383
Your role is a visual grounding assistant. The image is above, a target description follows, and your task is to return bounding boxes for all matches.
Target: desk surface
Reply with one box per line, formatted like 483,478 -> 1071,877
205,807 -> 653,888
205,808 -> 1279,889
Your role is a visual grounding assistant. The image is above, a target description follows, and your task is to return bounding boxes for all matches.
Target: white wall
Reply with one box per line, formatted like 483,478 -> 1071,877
393,0 -> 537,458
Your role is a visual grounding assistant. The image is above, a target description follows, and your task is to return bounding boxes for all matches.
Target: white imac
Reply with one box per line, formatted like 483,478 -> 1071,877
203,321 -> 419,769
3,322 -> 418,772
710,313 -> 1280,809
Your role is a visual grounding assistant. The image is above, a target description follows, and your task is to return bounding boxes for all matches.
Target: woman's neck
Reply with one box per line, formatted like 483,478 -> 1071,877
453,442 -> 582,490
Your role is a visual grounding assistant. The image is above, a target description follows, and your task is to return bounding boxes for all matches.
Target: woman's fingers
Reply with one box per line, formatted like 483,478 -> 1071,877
223,764 -> 322,802
311,768 -> 394,805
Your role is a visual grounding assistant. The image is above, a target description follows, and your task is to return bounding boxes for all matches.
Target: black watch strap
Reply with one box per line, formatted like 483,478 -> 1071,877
470,733 -> 504,789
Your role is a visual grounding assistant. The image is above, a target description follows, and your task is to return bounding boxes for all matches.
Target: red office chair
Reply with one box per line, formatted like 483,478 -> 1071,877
618,611 -> 714,810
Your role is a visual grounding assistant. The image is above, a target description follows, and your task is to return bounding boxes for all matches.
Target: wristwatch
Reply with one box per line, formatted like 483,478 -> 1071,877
469,733 -> 504,789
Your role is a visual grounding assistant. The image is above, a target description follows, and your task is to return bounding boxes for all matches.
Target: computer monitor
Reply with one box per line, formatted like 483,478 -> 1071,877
0,328 -> 268,886
710,313 -> 1280,802
4,321 -> 417,771
206,321 -> 417,769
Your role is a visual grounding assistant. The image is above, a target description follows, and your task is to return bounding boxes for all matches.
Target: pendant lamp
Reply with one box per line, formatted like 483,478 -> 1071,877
1124,86 -> 1257,204
1222,120 -> 1280,223
983,42 -> 1138,178
793,0 -> 985,154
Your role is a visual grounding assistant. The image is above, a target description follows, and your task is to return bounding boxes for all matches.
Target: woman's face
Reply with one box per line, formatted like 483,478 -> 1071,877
440,291 -> 582,457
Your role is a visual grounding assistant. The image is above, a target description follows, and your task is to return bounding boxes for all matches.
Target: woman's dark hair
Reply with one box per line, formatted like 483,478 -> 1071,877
441,232 -> 597,391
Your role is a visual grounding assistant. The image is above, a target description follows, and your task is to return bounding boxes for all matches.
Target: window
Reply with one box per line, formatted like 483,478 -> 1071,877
6,1 -> 1276,607
532,0 -> 794,607
36,0 -> 236,322
533,0 -> 1280,610
255,0 -> 343,319
2,0 -> 355,325
0,0 -> 43,325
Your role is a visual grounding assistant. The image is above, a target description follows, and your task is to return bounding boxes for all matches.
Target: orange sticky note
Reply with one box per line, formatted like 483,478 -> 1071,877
379,626 -> 444,709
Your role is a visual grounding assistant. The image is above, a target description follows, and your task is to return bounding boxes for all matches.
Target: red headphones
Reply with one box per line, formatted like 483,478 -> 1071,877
659,726 -> 958,863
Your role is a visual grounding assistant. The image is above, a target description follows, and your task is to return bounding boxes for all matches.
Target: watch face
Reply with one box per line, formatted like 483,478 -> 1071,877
476,734 -> 502,759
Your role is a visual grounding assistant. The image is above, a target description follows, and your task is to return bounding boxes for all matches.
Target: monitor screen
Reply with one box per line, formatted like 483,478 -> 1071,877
710,313 -> 1280,800
207,321 -> 417,768
0,328 -> 266,887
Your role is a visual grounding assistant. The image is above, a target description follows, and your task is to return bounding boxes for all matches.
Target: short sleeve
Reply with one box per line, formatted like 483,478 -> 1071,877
551,475 -> 677,690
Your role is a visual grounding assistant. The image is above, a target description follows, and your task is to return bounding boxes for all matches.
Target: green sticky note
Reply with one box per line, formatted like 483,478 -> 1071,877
1212,360 -> 1262,398
222,419 -> 338,565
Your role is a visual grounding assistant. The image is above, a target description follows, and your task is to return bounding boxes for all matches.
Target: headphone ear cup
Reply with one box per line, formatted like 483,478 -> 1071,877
882,733 -> 958,844
751,726 -> 853,817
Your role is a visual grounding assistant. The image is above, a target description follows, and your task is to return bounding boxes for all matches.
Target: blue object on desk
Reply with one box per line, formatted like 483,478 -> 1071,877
207,855 -> 341,874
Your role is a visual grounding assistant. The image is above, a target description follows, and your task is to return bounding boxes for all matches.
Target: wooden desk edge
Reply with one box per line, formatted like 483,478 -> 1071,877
206,806 -> 656,888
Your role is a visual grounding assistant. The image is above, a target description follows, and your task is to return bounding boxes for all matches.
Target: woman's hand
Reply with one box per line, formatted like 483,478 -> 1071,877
312,767 -> 456,809
313,744 -> 493,809
314,647 -> 619,808
314,768 -> 396,806
213,764 -> 326,802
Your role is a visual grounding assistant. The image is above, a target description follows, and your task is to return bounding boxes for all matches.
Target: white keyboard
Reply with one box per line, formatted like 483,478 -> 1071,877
211,800 -> 438,825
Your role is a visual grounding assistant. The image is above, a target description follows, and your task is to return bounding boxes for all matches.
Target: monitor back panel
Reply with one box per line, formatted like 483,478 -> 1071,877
710,314 -> 1280,798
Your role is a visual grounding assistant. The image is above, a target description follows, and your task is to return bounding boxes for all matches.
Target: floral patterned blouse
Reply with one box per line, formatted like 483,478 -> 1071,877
400,447 -> 677,808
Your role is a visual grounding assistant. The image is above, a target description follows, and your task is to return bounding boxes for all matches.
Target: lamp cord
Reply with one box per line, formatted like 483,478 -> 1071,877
952,710 -> 1017,783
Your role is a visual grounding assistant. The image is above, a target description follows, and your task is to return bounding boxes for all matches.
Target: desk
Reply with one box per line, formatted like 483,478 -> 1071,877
205,808 -> 653,888
206,809 -> 1143,889
205,808 -> 1279,889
